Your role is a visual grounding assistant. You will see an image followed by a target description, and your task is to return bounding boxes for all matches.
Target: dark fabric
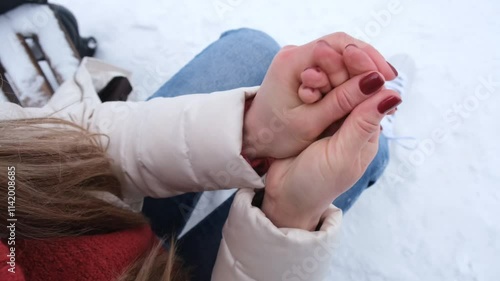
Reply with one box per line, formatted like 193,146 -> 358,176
176,194 -> 236,281
144,193 -> 235,281
98,76 -> 132,102
0,0 -> 47,15
142,192 -> 203,239
0,62 -> 21,105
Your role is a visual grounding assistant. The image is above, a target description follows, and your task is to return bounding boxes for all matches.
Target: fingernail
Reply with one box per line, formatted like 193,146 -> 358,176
303,67 -> 322,74
345,43 -> 358,49
387,61 -> 398,76
360,72 -> 385,95
378,96 -> 402,114
380,125 -> 383,131
317,40 -> 330,46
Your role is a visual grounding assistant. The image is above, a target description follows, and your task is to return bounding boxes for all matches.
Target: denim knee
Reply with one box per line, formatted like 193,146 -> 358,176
220,28 -> 280,60
368,134 -> 390,184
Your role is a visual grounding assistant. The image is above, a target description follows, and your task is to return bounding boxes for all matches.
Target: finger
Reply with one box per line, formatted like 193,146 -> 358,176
270,45 -> 315,81
298,85 -> 323,104
362,46 -> 398,81
304,71 -> 386,130
333,89 -> 402,152
312,40 -> 348,88
282,45 -> 298,51
301,67 -> 330,90
319,116 -> 346,139
343,44 -> 379,78
318,32 -> 397,80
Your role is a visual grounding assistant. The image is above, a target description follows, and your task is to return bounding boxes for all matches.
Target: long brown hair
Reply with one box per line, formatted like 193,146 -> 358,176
0,118 -> 189,281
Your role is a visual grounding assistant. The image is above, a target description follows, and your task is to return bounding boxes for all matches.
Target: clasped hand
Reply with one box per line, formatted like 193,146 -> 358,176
242,32 -> 402,230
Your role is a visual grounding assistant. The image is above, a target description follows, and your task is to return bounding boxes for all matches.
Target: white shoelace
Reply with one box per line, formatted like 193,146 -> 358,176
382,74 -> 418,150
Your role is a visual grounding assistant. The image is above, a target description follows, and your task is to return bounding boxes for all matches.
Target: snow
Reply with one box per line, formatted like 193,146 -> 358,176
17,0 -> 500,279
0,4 -> 79,106
0,88 -> 7,102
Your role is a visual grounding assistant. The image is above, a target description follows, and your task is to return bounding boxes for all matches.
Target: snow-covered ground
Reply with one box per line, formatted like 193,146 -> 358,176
31,0 -> 500,279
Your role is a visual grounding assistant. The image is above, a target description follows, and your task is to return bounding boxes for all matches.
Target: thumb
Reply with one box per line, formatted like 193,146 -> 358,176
332,89 -> 401,153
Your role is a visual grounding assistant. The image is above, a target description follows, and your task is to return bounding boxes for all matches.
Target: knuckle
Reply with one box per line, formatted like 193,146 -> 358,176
282,44 -> 297,50
334,31 -> 351,44
334,31 -> 348,39
312,42 -> 324,59
354,116 -> 379,136
274,47 -> 296,65
317,42 -> 336,59
334,87 -> 356,113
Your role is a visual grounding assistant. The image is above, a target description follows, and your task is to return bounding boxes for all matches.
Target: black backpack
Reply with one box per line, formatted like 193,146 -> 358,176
1,0 -> 97,57
0,0 -> 46,14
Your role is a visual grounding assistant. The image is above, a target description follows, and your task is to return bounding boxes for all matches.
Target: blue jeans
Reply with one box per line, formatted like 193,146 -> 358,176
142,28 -> 389,281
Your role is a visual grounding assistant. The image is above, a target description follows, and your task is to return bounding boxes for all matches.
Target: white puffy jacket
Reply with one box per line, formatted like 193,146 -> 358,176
0,58 -> 343,281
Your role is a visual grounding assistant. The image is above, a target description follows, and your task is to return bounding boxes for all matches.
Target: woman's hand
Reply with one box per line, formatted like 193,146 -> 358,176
243,32 -> 397,160
261,84 -> 401,231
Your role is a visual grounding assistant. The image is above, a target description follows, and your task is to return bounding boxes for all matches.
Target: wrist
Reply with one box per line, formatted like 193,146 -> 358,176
242,97 -> 267,159
261,190 -> 323,231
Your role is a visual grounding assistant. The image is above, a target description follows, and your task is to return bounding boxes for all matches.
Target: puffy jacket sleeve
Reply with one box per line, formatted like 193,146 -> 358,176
1,58 -> 265,209
212,189 -> 342,281
86,87 -> 265,202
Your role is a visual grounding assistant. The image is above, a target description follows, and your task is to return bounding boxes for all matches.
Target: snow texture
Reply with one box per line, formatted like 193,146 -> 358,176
13,0 -> 500,280
0,4 -> 79,106
0,87 -> 7,102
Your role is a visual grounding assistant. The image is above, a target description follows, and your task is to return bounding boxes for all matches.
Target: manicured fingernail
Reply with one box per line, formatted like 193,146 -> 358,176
380,125 -> 383,131
345,43 -> 358,49
360,72 -> 384,95
387,61 -> 398,76
378,96 -> 402,114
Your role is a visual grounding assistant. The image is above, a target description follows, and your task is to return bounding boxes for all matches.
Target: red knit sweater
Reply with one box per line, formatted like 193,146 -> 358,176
1,226 -> 155,281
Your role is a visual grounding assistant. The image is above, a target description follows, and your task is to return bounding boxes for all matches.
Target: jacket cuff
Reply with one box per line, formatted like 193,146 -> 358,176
212,189 -> 342,280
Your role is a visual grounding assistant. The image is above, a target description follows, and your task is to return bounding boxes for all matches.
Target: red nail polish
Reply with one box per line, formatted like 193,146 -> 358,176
378,96 -> 402,114
359,72 -> 384,95
387,61 -> 398,77
345,43 -> 358,49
